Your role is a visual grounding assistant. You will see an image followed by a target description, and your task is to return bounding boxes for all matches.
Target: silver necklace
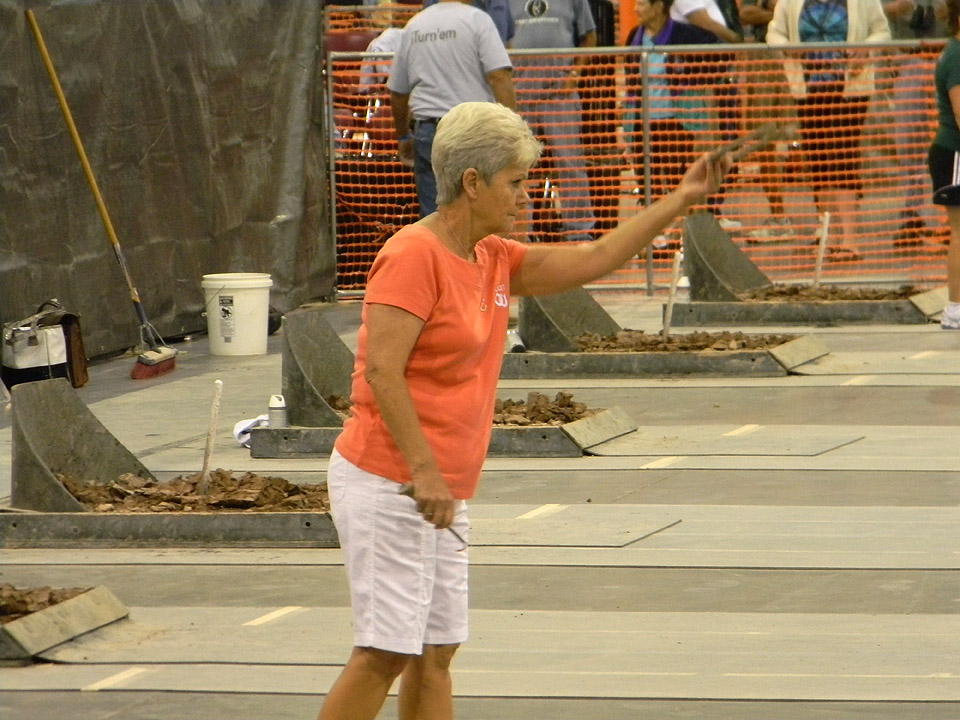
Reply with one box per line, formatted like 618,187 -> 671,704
436,211 -> 474,261
435,212 -> 487,311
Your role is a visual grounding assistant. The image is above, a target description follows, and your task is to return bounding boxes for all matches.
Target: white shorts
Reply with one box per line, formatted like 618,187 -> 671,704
328,449 -> 469,655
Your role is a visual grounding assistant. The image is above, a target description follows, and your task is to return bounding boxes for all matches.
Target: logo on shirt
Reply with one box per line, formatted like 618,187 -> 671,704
524,0 -> 549,18
494,284 -> 509,308
411,28 -> 458,44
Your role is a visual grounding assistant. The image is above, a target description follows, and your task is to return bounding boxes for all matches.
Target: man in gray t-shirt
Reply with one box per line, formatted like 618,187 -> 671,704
388,0 -> 516,217
510,0 -> 597,241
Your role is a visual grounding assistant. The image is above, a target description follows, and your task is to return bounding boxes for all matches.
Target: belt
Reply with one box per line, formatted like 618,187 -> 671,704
415,117 -> 443,125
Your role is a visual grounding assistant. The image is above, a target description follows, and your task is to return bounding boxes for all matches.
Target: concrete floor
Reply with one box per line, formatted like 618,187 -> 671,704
1,291 -> 959,719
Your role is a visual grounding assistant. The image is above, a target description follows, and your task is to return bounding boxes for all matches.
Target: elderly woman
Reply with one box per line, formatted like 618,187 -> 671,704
767,0 -> 890,262
317,101 -> 728,720
931,0 -> 960,328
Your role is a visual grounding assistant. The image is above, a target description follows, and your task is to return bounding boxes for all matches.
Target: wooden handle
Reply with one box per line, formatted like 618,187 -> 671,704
710,121 -> 785,163
25,9 -> 142,304
198,379 -> 224,494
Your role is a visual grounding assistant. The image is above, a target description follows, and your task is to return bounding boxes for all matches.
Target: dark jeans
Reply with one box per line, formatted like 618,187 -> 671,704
413,120 -> 438,218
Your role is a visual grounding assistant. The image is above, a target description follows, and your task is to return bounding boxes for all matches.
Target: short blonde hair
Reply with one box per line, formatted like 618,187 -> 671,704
432,102 -> 542,206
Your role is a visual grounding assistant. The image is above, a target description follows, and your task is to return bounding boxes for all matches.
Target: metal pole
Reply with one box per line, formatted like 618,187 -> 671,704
324,47 -> 341,295
640,49 -> 654,296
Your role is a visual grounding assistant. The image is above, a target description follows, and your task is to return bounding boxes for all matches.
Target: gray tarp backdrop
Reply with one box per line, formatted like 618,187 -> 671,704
0,0 -> 334,358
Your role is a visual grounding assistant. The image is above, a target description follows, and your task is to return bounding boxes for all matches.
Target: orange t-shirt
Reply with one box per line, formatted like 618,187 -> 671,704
334,225 -> 528,499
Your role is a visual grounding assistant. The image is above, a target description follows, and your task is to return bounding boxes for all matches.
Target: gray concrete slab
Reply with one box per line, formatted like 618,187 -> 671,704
767,333 -> 830,369
911,286 -> 950,317
589,424 -> 865,456
0,586 -> 127,662
3,561 -> 956,613
1,290 -> 959,720
561,405 -> 637,449
466,503 -> 680,547
798,350 -> 960,375
5,608 -> 958,701
668,300 -> 928,326
4,693 -> 958,720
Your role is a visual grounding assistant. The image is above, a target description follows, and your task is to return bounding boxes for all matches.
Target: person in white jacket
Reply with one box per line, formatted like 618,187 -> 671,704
767,0 -> 890,262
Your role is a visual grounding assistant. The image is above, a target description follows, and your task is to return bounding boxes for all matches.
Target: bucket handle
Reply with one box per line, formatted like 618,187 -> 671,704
202,283 -> 229,317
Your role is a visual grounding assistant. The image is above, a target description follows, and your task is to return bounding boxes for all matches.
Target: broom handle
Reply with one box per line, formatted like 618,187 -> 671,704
25,10 -> 144,310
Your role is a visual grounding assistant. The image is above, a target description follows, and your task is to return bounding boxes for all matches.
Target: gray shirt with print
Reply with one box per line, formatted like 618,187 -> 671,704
509,0 -> 596,49
388,2 -> 512,120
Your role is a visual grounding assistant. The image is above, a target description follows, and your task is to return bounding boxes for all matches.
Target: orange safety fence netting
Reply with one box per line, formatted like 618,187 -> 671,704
325,4 -> 421,33
326,41 -> 950,294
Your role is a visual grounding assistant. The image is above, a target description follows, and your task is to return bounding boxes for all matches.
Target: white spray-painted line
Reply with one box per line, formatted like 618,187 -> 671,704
243,606 -> 305,626
463,669 -> 698,677
909,350 -> 938,360
82,667 -> 150,692
725,672 -> 959,679
724,424 -> 760,436
640,456 -> 685,469
841,375 -> 877,386
516,504 -> 568,520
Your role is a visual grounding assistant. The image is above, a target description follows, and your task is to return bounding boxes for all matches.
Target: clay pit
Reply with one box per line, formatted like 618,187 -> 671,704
574,330 -> 795,353
58,470 -> 330,513
742,285 -> 917,302
329,391 -> 597,425
1,584 -> 90,624
493,391 -> 597,425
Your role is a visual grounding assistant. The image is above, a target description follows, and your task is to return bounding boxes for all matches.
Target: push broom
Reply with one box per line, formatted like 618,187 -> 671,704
26,10 -> 177,380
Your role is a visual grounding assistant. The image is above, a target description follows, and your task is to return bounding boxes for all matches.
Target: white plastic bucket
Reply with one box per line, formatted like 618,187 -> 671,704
201,273 -> 273,355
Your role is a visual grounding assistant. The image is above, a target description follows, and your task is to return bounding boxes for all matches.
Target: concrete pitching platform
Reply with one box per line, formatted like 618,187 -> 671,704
675,212 -> 947,327
668,298 -> 930,326
250,407 -> 638,459
0,586 -> 127,665
511,282 -> 830,378
3,377 -> 337,548
258,303 -> 641,459
667,287 -> 947,327
280,306 -> 352,428
500,334 -> 828,378
0,510 -> 337,549
10,379 -> 155,512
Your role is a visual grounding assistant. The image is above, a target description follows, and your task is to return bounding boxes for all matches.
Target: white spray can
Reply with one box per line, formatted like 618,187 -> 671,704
268,394 -> 287,428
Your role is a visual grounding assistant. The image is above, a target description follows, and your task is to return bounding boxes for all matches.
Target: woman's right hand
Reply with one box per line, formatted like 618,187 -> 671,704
408,470 -> 455,529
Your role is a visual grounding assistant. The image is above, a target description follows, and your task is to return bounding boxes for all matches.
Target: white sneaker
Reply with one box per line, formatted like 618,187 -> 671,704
941,313 -> 960,330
